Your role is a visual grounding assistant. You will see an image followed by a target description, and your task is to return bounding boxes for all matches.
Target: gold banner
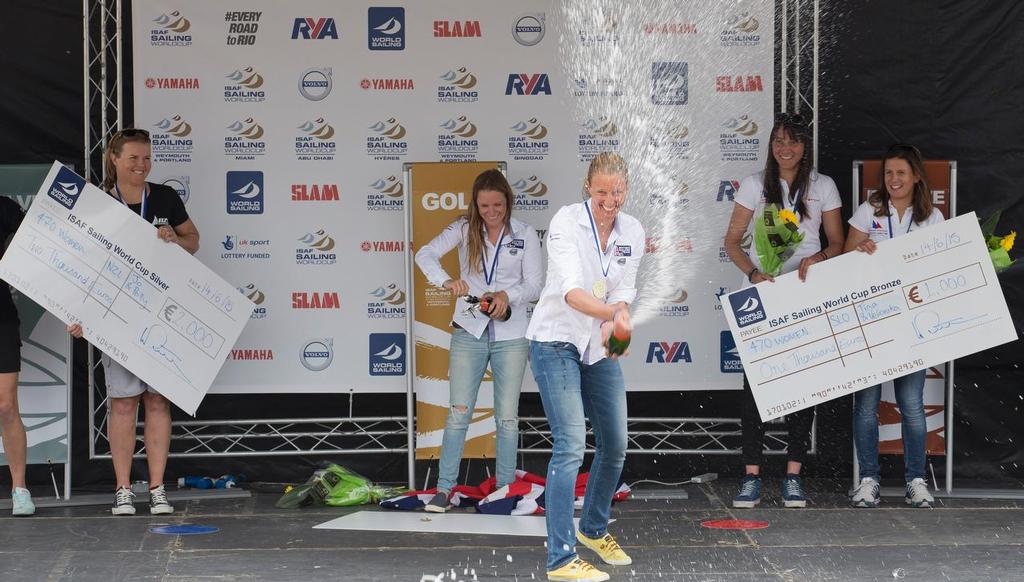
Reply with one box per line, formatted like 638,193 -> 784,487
410,162 -> 501,460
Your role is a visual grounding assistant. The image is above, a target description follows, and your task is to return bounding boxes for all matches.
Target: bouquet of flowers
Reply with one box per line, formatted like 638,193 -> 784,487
275,464 -> 406,508
753,204 -> 805,276
980,210 -> 1016,273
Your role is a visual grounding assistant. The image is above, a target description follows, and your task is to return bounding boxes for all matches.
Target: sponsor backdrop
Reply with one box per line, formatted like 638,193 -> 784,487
858,159 -> 955,456
132,1 -> 773,397
0,165 -> 70,466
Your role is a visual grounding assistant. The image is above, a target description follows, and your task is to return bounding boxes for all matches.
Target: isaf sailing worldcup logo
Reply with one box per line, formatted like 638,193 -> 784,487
512,175 -> 549,211
437,116 -> 479,161
295,118 -> 337,161
224,117 -> 266,160
437,66 -> 479,103
578,116 -> 620,163
151,10 -> 192,46
367,175 -> 403,212
367,117 -> 408,160
507,117 -> 549,160
238,282 -> 268,320
152,115 -> 194,163
224,66 -> 266,102
295,228 -> 337,266
720,115 -> 760,162
367,283 -> 406,319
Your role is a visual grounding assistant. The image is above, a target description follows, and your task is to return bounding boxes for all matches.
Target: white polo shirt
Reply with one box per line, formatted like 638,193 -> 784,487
734,169 -> 842,289
526,201 -> 646,365
415,216 -> 543,340
849,200 -> 944,242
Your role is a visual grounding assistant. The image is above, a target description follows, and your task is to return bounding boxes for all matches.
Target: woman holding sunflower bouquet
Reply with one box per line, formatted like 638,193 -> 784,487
722,113 -> 845,509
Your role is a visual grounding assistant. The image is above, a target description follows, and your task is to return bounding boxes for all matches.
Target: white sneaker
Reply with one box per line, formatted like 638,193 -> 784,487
905,478 -> 934,508
851,477 -> 881,508
149,484 -> 174,515
112,486 -> 136,515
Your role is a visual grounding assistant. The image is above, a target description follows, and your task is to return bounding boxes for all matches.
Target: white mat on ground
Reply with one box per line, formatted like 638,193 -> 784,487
314,511 -> 609,537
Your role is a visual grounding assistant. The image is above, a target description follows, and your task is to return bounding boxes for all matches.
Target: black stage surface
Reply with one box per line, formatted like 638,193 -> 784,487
2,478 -> 1023,581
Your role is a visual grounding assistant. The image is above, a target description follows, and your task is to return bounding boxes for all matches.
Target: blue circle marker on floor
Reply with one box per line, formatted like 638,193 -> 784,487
149,525 -> 220,535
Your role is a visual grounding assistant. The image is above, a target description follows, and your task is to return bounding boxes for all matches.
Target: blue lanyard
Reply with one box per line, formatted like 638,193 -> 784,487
584,200 -> 613,278
886,212 -> 912,239
114,183 -> 149,223
481,226 -> 506,287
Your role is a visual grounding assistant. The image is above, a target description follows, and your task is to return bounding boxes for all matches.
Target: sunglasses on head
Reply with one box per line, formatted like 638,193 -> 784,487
886,143 -> 922,158
113,128 -> 150,139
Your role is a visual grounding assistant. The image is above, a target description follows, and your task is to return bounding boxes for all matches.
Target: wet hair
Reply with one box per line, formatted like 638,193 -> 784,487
869,143 -> 933,224
762,113 -> 813,219
102,128 -> 151,192
584,152 -> 628,198
465,169 -> 514,274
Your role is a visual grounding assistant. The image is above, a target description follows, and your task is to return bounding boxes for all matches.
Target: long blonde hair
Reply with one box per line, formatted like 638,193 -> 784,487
465,169 -> 515,274
101,129 -> 151,192
583,152 -> 628,198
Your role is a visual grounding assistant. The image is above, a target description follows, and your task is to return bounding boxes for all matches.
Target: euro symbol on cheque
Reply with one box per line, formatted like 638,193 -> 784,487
907,285 -> 922,304
163,304 -> 178,322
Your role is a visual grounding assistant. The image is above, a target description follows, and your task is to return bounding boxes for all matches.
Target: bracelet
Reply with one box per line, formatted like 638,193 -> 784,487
747,267 -> 759,283
817,250 -> 828,261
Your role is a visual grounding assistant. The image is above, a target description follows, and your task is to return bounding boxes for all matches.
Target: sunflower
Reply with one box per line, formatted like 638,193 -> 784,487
1001,231 -> 1016,252
778,208 -> 799,226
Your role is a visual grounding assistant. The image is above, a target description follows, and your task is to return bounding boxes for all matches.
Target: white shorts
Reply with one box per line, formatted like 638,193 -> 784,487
101,354 -> 162,399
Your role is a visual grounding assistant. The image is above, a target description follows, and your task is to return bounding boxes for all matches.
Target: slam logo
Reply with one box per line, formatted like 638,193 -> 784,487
506,73 -> 552,96
652,62 -> 688,105
721,12 -> 761,46
716,74 -> 764,93
47,166 -> 86,210
368,7 -> 404,50
238,282 -> 268,320
152,114 -> 194,163
659,288 -> 690,318
224,66 -> 266,103
720,331 -> 743,373
437,66 -> 479,103
728,286 -> 766,328
646,341 -> 693,363
367,117 -> 409,160
295,228 -> 337,266
649,122 -> 691,159
291,183 -> 339,202
718,180 -> 739,202
512,13 -> 545,46
578,116 -> 620,163
161,176 -> 190,204
220,234 -> 271,261
226,171 -> 264,215
300,338 -> 334,372
511,175 -> 549,211
224,117 -> 266,160
295,118 -> 337,161
292,17 -> 338,40
367,283 -> 406,319
299,67 -> 332,101
225,10 -> 261,46
367,175 -> 404,212
572,77 -> 623,99
292,291 -> 340,310
437,116 -> 479,162
434,20 -> 481,37
369,333 -> 405,376
151,10 -> 192,47
720,115 -> 760,162
508,117 -> 550,161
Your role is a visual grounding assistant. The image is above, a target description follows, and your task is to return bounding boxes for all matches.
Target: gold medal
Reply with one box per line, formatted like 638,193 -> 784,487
592,278 -> 607,298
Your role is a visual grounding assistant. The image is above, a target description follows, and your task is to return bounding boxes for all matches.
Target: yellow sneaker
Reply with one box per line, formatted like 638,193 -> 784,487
547,558 -> 610,582
575,531 -> 632,566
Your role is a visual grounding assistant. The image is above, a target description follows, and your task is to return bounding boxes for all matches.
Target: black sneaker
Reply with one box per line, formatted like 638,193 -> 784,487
424,491 -> 450,513
112,486 -> 136,516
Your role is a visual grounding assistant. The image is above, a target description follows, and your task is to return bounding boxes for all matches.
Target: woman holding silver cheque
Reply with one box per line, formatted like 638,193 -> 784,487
527,153 -> 644,582
414,169 -> 543,512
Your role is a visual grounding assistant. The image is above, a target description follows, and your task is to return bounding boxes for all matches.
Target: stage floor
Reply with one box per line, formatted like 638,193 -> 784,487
1,477 -> 1022,581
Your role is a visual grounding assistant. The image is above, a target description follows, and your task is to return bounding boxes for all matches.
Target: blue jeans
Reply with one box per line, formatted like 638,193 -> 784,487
530,341 -> 627,571
436,329 -> 528,493
853,369 -> 928,482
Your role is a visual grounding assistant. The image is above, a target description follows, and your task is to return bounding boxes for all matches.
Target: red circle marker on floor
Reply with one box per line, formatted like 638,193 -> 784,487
701,519 -> 769,530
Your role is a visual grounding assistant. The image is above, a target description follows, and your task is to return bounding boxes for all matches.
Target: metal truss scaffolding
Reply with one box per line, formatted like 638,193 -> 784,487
85,2 -> 819,476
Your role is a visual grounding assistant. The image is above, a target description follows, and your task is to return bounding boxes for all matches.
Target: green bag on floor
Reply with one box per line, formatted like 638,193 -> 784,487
275,464 -> 405,508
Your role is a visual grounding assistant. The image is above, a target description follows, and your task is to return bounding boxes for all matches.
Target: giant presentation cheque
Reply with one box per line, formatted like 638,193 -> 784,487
0,162 -> 253,415
722,212 -> 1017,421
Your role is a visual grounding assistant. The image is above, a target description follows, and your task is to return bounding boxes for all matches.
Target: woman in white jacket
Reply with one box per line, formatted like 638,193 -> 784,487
414,169 -> 543,512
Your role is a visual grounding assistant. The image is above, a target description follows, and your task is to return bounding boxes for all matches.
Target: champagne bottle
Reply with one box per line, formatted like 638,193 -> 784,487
479,296 -> 512,321
605,318 -> 631,356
